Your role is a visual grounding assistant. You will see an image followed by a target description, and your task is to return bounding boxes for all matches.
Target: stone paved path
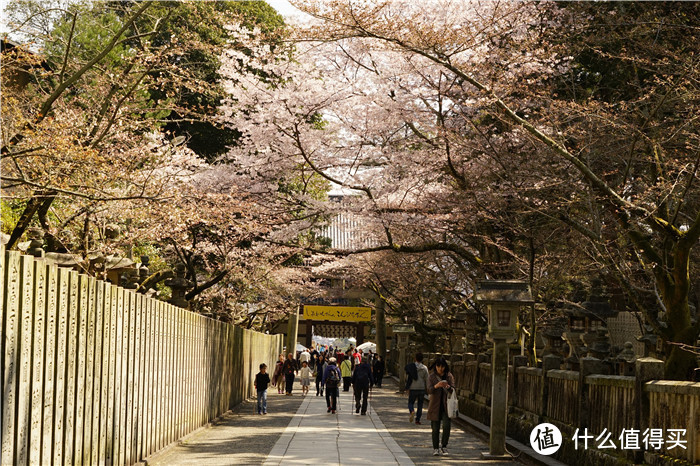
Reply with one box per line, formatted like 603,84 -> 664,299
143,388 -> 305,465
143,376 -> 520,465
369,378 -> 518,465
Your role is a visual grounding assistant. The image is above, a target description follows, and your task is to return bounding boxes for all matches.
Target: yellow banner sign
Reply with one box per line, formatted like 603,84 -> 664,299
303,305 -> 371,322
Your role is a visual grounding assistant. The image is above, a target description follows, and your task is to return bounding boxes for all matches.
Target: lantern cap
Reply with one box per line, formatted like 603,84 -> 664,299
474,280 -> 534,304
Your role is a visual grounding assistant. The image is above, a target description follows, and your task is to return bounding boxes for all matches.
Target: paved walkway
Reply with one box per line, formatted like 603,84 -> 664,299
264,389 -> 412,465
143,377 -> 519,465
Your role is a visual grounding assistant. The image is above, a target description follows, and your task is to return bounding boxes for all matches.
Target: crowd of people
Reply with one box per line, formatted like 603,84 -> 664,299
270,345 -> 386,397
255,346 -> 456,457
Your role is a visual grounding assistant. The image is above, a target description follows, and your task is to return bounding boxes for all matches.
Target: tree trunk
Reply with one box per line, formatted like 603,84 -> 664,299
659,245 -> 698,380
527,236 -> 537,366
375,297 -> 387,361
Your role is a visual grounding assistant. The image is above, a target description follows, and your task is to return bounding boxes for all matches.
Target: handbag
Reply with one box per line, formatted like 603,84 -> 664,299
447,389 -> 459,418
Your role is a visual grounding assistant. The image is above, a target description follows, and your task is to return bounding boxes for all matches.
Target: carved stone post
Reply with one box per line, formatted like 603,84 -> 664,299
540,354 -> 561,420
578,356 -> 608,428
27,227 -> 45,258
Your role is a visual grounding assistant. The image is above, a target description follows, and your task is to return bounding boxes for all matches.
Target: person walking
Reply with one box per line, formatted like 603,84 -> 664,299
322,357 -> 341,413
299,348 -> 311,368
254,363 -> 270,414
272,354 -> 285,394
315,355 -> 327,396
310,346 -> 319,371
340,355 -> 353,392
373,355 -> 385,388
427,357 -> 455,456
299,360 -> 312,396
351,355 -> 373,415
407,352 -> 430,425
282,353 -> 298,395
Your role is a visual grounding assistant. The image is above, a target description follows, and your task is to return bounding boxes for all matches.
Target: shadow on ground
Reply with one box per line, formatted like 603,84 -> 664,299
143,389 -> 305,465
367,377 -> 518,465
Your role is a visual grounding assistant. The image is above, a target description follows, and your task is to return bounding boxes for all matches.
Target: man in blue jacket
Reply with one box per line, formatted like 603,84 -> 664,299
322,358 -> 342,413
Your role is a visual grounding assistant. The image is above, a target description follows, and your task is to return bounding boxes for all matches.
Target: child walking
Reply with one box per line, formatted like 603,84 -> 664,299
255,363 -> 271,415
300,360 -> 311,396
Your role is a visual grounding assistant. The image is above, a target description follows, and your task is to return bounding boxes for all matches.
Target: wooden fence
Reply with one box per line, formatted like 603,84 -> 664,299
425,352 -> 700,464
647,381 -> 700,464
1,249 -> 284,465
545,370 -> 579,425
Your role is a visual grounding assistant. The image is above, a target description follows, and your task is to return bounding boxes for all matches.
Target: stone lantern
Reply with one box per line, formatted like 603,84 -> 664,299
165,263 -> 192,308
392,324 -> 415,392
449,312 -> 468,354
475,280 -> 534,460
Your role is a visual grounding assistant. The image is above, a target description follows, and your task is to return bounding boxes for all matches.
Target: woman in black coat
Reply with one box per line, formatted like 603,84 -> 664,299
315,355 -> 327,396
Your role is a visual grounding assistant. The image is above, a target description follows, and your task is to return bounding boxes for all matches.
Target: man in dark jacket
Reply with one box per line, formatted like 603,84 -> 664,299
323,358 -> 341,413
373,356 -> 385,388
351,355 -> 374,415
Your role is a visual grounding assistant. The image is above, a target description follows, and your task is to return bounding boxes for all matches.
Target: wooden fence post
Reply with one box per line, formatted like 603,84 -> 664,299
512,355 -> 527,403
634,357 -> 664,463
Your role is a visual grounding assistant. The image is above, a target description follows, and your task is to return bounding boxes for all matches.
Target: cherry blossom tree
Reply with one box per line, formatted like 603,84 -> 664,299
222,0 -> 700,378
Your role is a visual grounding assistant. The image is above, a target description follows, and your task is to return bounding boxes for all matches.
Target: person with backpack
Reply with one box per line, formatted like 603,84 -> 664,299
351,354 -> 374,415
340,354 -> 353,392
322,357 -> 341,413
407,352 -> 430,424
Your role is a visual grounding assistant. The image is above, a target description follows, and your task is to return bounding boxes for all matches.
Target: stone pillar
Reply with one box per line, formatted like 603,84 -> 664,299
578,356 -> 608,428
285,305 -> 300,355
540,354 -> 561,419
486,338 -> 510,458
398,338 -> 407,392
634,358 -> 664,462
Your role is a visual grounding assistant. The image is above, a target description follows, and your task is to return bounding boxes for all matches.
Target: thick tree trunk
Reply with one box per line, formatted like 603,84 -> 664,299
662,297 -> 697,380
659,245 -> 698,380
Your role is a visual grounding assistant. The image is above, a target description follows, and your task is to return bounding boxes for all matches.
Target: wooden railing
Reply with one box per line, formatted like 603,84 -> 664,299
586,375 -> 635,437
1,249 -> 283,466
546,370 -> 579,425
427,352 -> 700,464
513,366 -> 542,414
647,381 -> 700,464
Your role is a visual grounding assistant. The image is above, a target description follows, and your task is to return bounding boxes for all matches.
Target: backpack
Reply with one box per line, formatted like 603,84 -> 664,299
405,362 -> 418,391
327,367 -> 340,388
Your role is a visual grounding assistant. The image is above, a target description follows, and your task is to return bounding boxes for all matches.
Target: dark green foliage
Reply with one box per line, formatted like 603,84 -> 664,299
139,1 -> 286,161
